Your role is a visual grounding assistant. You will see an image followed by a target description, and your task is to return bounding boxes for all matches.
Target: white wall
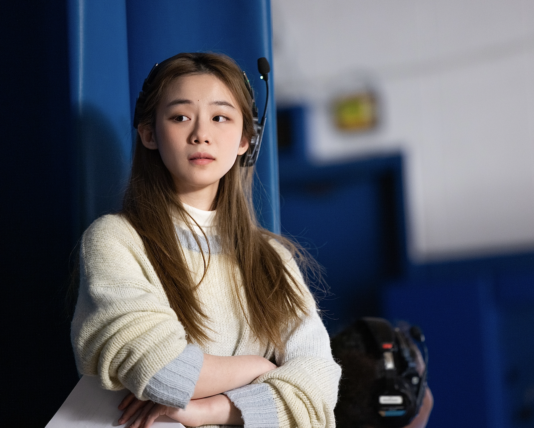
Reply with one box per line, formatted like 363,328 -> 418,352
272,0 -> 534,261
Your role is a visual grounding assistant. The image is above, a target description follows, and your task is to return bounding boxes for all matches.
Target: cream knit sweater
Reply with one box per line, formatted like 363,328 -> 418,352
71,205 -> 341,427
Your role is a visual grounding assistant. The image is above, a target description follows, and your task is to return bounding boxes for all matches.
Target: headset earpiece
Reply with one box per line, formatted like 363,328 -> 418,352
242,72 -> 258,119
240,57 -> 270,167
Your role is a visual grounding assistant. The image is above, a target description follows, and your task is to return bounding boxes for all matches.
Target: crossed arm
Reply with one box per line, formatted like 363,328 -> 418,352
118,354 -> 277,427
115,310 -> 341,428
119,307 -> 341,428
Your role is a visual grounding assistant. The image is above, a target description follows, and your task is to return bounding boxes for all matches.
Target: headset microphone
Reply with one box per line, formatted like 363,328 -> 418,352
241,57 -> 270,167
257,57 -> 271,80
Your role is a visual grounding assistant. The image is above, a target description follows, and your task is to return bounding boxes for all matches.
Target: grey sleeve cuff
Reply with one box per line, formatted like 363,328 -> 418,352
224,383 -> 279,428
144,344 -> 204,409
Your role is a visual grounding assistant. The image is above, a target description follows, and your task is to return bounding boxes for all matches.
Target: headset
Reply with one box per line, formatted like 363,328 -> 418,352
356,317 -> 429,427
133,55 -> 270,168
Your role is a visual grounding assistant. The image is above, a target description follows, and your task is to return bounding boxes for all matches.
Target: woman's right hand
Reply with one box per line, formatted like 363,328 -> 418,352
118,393 -> 205,428
118,392 -> 244,427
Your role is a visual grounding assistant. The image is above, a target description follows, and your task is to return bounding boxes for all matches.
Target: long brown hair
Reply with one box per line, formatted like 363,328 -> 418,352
123,52 -> 313,351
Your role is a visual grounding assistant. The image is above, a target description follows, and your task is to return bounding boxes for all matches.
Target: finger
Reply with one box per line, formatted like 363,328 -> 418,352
141,404 -> 165,428
119,398 -> 147,425
119,392 -> 136,410
137,401 -> 155,428
129,401 -> 155,428
127,409 -> 147,428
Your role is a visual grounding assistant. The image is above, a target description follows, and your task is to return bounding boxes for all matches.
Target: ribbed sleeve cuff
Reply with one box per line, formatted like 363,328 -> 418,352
224,383 -> 279,428
144,344 -> 204,409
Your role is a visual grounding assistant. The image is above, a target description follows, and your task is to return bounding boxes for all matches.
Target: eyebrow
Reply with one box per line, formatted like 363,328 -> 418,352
211,100 -> 235,109
166,99 -> 192,107
165,99 -> 235,109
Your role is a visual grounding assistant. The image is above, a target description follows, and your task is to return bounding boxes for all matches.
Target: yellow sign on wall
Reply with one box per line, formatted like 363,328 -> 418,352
333,92 -> 378,132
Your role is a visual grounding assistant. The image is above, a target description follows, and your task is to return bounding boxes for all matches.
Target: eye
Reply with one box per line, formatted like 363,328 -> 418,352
213,115 -> 228,123
172,115 -> 190,122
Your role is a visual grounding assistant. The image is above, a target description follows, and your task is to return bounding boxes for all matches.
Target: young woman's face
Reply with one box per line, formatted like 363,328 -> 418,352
139,73 -> 249,208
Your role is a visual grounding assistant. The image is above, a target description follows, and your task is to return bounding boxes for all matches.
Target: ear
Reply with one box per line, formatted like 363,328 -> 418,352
237,135 -> 249,155
138,123 -> 158,150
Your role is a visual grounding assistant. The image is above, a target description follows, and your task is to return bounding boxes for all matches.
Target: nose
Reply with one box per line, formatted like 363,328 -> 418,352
190,116 -> 211,145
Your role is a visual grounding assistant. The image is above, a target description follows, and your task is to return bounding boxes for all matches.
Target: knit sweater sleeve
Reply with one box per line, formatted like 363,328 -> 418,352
225,241 -> 341,428
70,214 -> 203,406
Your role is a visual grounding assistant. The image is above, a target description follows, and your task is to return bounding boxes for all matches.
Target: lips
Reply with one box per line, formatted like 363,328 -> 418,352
188,152 -> 215,166
188,152 -> 215,161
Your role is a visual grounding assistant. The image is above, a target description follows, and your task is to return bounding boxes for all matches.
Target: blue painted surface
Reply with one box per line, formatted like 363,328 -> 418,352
126,0 -> 280,233
495,270 -> 534,426
67,0 -> 132,232
279,155 -> 407,334
381,240 -> 534,428
277,105 -> 309,163
408,251 -> 534,283
500,303 -> 534,426
496,269 -> 534,303
384,278 -> 507,428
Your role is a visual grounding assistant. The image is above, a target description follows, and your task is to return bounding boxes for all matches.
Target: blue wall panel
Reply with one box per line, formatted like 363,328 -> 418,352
496,271 -> 534,426
279,155 -> 408,334
499,304 -> 534,426
67,0 -> 132,232
384,278 -> 507,428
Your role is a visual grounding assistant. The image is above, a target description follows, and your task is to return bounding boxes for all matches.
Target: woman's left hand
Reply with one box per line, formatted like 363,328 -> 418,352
118,392 -> 205,428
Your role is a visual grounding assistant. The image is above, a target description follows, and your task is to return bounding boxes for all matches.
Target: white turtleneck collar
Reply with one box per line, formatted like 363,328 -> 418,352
179,202 -> 216,232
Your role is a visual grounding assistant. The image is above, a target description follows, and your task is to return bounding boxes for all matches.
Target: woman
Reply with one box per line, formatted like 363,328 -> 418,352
71,52 -> 341,427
